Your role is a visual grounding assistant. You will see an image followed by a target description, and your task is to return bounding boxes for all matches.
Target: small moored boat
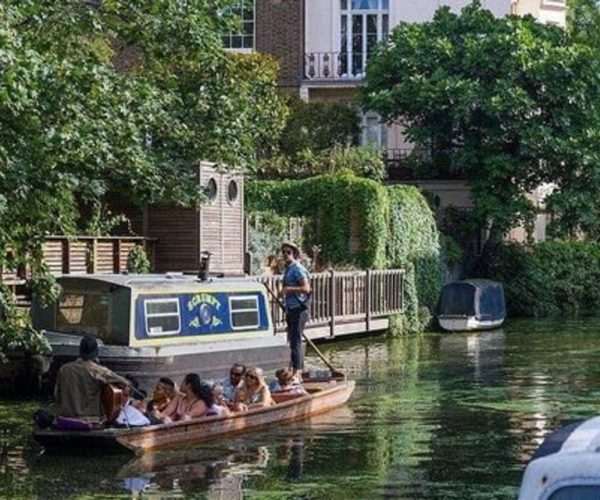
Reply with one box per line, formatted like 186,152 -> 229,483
519,416 -> 600,499
34,378 -> 355,454
437,279 -> 506,332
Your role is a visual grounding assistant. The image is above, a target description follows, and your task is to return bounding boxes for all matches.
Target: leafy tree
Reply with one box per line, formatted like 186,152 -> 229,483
0,0 -> 286,358
277,94 -> 360,157
361,1 -> 600,241
257,144 -> 387,181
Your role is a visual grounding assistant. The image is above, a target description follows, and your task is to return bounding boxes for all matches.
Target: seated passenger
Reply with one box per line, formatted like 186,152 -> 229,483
232,367 -> 274,412
271,368 -> 308,397
54,335 -> 129,422
220,363 -> 245,403
157,373 -> 212,423
116,386 -> 150,427
147,377 -> 176,414
206,382 -> 231,417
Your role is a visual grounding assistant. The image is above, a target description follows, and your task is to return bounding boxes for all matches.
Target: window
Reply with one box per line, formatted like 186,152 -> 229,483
227,179 -> 239,205
340,0 -> 389,77
205,178 -> 218,202
230,296 -> 259,330
222,0 -> 255,51
361,112 -> 387,148
144,298 -> 181,336
57,293 -> 114,342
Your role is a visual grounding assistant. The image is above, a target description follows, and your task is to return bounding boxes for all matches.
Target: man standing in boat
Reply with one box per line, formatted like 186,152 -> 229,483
54,335 -> 129,421
280,242 -> 311,382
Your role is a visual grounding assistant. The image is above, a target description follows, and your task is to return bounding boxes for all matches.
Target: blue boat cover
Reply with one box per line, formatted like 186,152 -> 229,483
438,280 -> 506,321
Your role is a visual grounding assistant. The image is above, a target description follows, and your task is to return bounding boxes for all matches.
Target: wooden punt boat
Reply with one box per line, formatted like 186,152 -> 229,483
34,379 -> 355,455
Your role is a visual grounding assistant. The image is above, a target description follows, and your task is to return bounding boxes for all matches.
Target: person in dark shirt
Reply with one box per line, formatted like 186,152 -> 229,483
54,335 -> 128,421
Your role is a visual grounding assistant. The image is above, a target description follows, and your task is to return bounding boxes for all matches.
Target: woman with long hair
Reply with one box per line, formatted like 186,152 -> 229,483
158,373 -> 212,423
233,367 -> 274,412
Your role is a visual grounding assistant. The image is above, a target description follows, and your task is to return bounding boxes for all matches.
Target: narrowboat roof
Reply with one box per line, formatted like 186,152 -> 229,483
55,274 -> 265,292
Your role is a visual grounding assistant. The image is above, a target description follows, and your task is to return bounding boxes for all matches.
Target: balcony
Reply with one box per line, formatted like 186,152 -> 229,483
304,52 -> 367,82
384,147 -> 467,181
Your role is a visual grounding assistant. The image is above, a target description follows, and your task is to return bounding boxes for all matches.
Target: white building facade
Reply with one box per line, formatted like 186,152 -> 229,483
301,0 -> 567,151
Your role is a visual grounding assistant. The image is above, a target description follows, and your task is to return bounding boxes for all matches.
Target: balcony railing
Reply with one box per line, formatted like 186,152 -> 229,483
384,147 -> 468,181
304,52 -> 367,81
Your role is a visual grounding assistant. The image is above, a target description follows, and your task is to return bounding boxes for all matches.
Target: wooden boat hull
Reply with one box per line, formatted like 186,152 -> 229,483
34,380 -> 355,454
438,316 -> 504,332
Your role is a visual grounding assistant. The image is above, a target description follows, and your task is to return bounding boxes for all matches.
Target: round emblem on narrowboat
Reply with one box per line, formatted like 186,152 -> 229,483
199,303 -> 213,326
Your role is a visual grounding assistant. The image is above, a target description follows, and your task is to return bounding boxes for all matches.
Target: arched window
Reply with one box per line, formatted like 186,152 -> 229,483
205,178 -> 218,203
227,179 -> 239,205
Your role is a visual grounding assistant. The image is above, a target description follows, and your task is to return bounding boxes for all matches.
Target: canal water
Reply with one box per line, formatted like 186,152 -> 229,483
3,319 -> 600,499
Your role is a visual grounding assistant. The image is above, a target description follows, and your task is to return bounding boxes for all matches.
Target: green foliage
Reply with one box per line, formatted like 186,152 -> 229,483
439,233 -> 464,267
0,285 -> 50,363
126,245 -> 151,274
247,172 -> 388,268
0,0 -> 286,358
247,212 -> 291,275
482,241 -> 600,317
247,174 -> 443,332
387,185 -> 443,323
277,94 -> 360,157
257,144 -> 387,182
361,1 -> 600,239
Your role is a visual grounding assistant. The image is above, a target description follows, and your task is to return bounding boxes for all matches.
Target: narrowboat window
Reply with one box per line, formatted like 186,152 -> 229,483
230,296 -> 259,330
205,178 -> 218,203
145,298 -> 181,336
56,293 -> 113,342
227,179 -> 239,204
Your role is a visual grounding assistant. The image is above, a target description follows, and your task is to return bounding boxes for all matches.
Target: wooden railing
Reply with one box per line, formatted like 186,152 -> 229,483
0,235 -> 156,305
260,269 -> 404,336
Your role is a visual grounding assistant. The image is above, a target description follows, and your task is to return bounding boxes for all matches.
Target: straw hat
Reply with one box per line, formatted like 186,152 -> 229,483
281,241 -> 301,258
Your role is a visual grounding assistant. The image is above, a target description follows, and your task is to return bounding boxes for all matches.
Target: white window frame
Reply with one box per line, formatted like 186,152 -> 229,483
361,111 -> 388,148
144,298 -> 181,336
340,0 -> 389,78
222,0 -> 255,53
229,295 -> 259,331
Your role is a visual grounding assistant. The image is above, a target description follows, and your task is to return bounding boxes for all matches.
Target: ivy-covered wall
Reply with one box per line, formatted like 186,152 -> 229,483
387,185 -> 443,326
246,172 -> 388,269
247,173 -> 443,332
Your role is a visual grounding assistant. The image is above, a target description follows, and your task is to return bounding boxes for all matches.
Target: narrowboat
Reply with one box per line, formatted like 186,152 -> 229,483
519,416 -> 600,499
34,378 -> 356,454
31,274 -> 289,388
437,280 -> 506,332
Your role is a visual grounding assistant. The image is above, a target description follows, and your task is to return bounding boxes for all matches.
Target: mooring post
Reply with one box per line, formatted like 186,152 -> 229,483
365,269 -> 371,332
329,269 -> 336,338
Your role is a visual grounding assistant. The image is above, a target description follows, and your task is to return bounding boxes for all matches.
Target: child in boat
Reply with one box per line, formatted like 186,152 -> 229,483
232,367 -> 274,412
116,387 -> 150,427
270,368 -> 308,397
207,382 -> 232,417
155,373 -> 212,423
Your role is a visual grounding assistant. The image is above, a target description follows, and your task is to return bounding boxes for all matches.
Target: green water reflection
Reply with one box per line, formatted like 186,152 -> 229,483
3,319 -> 600,498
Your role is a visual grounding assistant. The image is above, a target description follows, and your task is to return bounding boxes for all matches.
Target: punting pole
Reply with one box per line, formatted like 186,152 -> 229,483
262,282 -> 345,378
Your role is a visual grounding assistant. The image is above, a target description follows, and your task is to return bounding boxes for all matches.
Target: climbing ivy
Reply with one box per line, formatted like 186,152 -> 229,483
247,172 -> 388,269
247,173 -> 443,333
387,185 -> 443,314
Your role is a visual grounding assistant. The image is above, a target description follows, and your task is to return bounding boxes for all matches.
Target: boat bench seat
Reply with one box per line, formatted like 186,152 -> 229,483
272,392 -> 305,404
